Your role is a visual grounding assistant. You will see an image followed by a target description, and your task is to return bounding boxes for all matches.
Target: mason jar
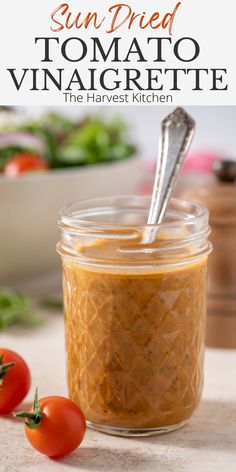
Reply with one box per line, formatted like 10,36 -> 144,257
57,196 -> 211,436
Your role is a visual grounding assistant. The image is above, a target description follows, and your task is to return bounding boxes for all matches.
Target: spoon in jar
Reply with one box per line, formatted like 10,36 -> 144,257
144,107 -> 196,243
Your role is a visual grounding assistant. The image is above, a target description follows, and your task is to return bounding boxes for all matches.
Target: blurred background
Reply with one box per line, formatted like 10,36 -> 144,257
1,105 -> 236,347
15,106 -> 236,160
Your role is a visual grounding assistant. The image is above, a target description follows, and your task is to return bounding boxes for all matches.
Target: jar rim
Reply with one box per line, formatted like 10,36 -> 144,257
58,196 -> 211,269
59,195 -> 209,230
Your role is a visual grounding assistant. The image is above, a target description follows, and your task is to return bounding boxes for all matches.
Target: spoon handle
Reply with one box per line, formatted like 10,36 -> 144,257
147,107 -> 196,225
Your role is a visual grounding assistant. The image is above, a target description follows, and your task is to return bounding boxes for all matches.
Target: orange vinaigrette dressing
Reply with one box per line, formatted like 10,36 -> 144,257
62,235 -> 207,429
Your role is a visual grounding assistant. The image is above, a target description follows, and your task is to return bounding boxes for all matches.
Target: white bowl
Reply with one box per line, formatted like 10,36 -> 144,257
0,157 -> 143,283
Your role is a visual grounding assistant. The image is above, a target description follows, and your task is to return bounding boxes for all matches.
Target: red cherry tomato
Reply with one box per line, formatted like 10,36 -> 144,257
20,394 -> 86,458
4,153 -> 48,177
0,348 -> 31,414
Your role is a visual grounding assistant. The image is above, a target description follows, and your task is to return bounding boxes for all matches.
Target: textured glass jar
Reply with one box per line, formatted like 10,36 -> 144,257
57,196 -> 211,436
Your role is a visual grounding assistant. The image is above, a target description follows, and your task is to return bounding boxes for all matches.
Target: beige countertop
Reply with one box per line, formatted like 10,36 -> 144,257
0,310 -> 236,472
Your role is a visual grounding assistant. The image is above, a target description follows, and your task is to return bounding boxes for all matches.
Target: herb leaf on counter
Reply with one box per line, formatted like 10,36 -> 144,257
40,298 -> 63,310
0,290 -> 42,331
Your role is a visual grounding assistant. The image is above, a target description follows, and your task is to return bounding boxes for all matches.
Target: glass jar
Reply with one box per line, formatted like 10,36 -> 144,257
57,196 -> 211,436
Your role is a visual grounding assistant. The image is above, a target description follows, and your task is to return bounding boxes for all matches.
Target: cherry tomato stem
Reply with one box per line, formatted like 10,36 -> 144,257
0,355 -> 15,386
14,388 -> 43,429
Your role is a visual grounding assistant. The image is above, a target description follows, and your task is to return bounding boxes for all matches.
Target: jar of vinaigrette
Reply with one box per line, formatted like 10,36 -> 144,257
57,196 -> 211,436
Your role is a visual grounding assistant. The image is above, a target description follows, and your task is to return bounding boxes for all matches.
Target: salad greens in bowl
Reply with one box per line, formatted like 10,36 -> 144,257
0,111 -> 136,175
0,110 -> 142,283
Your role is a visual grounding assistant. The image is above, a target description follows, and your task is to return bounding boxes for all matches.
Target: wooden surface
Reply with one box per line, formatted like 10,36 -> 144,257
0,310 -> 236,472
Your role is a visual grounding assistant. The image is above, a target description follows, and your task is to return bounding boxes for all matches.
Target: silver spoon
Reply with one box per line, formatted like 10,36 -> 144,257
147,107 -> 196,226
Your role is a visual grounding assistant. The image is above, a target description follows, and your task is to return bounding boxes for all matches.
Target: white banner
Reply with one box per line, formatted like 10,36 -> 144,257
0,0 -> 235,105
